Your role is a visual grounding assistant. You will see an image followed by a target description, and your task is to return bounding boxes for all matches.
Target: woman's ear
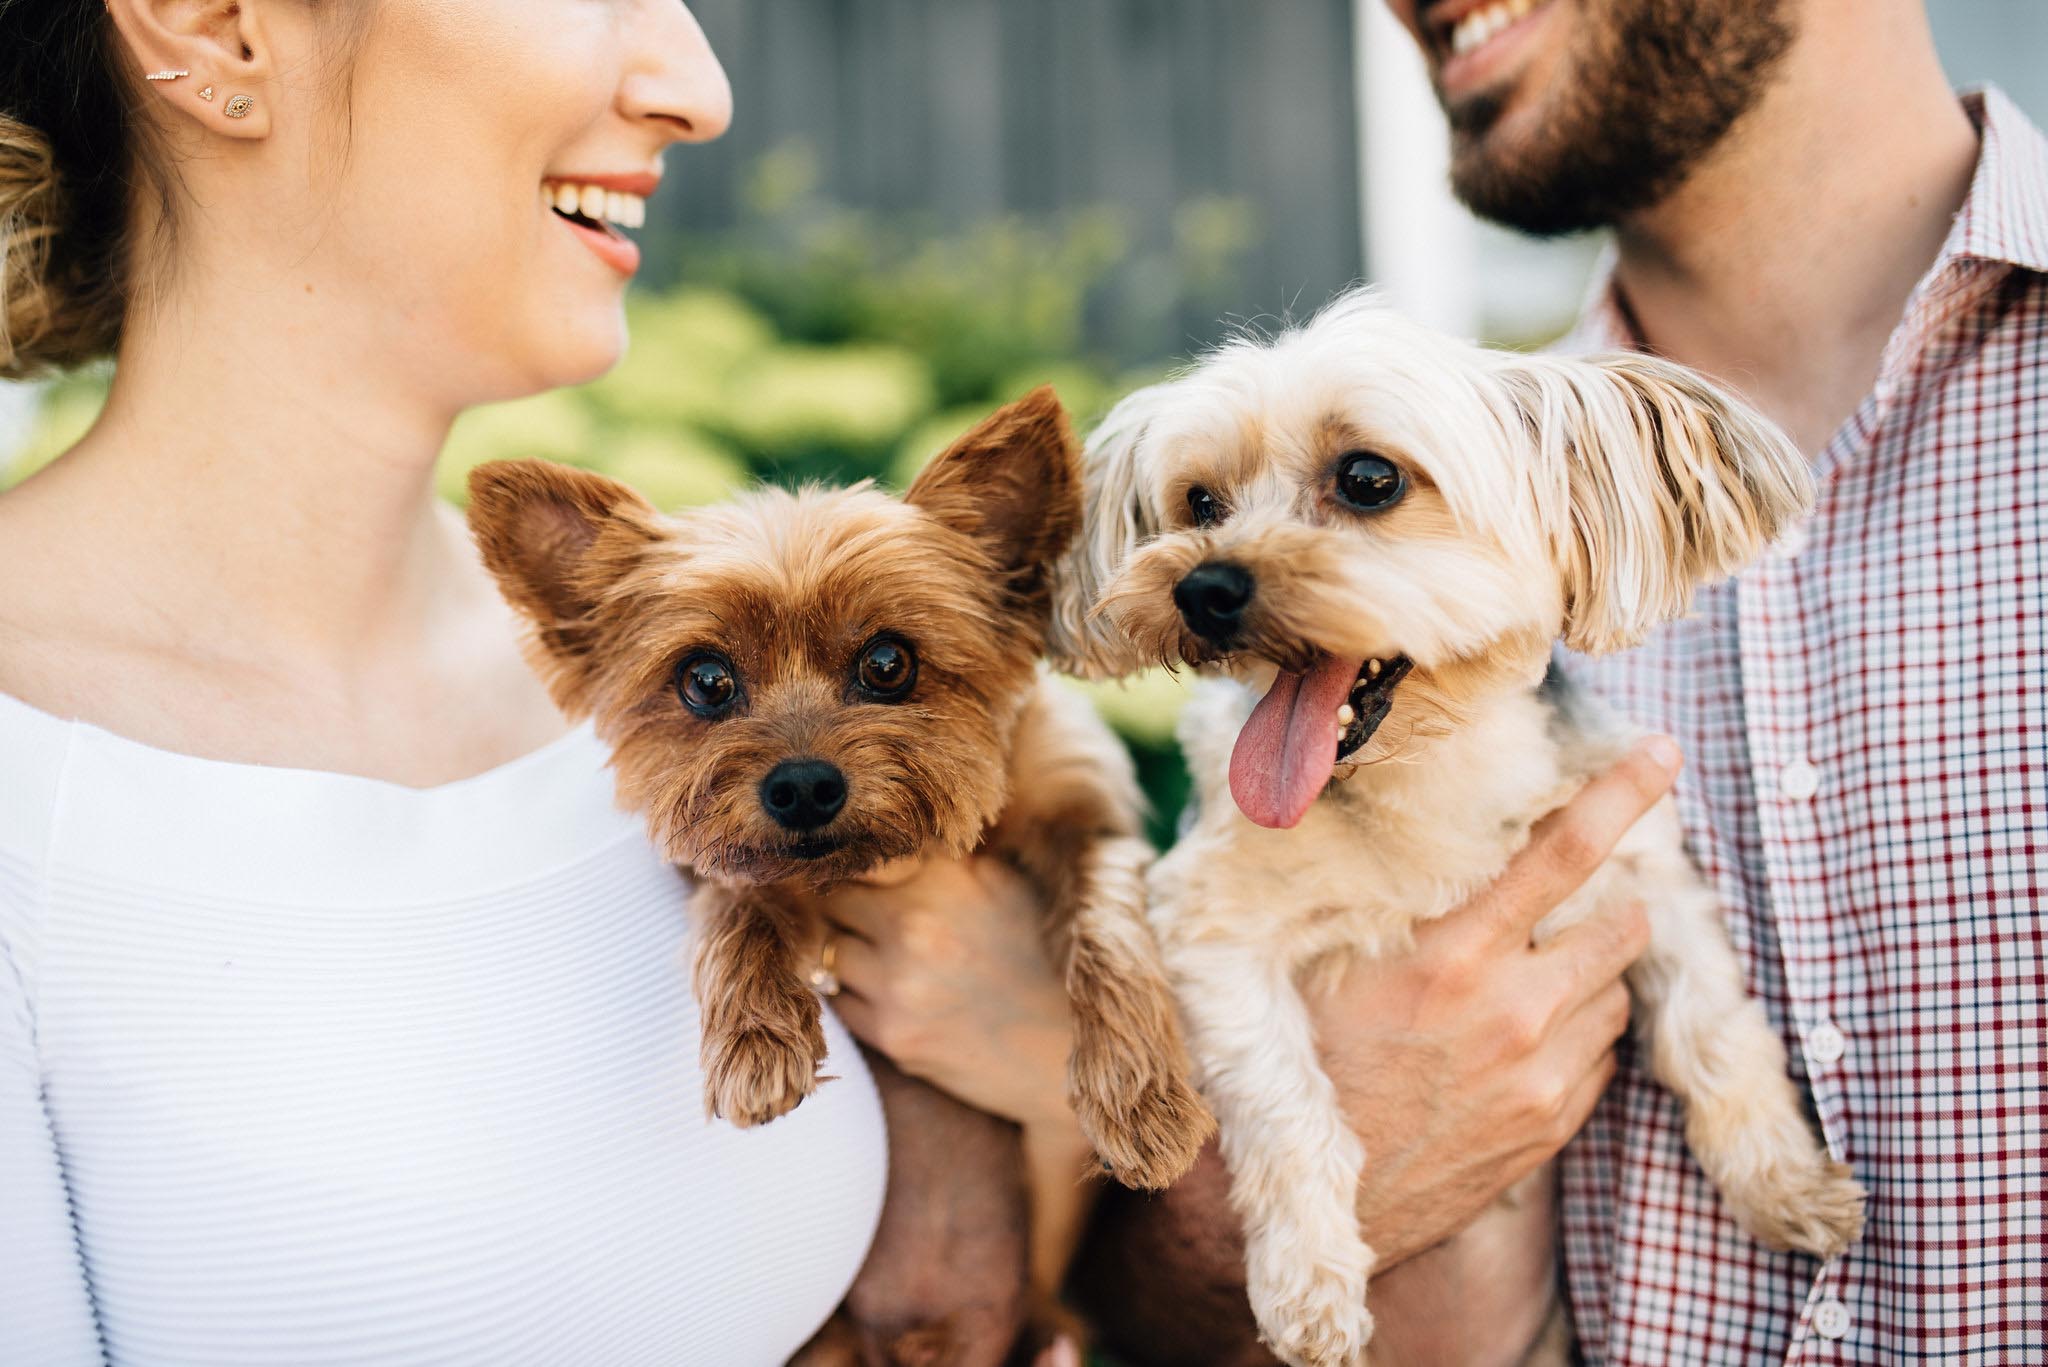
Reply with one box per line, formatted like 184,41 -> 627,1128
1499,351 -> 1815,655
465,459 -> 661,704
1043,384 -> 1169,680
105,0 -> 283,139
904,385 -> 1083,611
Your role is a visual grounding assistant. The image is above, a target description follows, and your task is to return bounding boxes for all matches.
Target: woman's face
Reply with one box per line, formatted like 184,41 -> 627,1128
288,0 -> 730,405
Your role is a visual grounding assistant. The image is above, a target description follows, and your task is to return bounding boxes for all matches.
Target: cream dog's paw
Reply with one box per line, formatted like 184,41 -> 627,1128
1249,1247 -> 1376,1367
1722,1151 -> 1867,1260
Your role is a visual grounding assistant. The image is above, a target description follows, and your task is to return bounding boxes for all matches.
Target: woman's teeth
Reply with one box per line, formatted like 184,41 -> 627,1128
542,181 -> 647,230
1449,0 -> 1537,56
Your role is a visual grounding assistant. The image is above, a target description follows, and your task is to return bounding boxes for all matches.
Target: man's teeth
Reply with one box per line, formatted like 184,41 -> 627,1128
543,181 -> 647,230
1450,0 -> 1537,56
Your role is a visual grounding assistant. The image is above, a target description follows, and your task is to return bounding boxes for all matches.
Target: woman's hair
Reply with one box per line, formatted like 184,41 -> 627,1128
1,2 -> 145,379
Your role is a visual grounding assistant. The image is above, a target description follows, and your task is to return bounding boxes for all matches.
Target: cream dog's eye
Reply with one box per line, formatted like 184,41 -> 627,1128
1335,451 -> 1405,511
1187,485 -> 1223,527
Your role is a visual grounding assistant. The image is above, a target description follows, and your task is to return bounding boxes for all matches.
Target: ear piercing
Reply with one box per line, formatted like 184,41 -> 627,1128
223,95 -> 254,119
144,69 -> 189,82
197,85 -> 216,102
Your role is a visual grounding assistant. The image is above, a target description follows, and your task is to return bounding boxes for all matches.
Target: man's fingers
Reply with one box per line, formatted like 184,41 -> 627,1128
1539,897 -> 1652,1018
1481,736 -> 1681,942
1548,1043 -> 1621,1150
1552,979 -> 1633,1082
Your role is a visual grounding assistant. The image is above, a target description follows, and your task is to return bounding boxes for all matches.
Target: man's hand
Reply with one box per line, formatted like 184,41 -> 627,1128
1312,735 -> 1678,1268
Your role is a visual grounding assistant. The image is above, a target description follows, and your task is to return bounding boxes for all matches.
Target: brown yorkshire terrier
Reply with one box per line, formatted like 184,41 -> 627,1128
466,389 -> 1211,1362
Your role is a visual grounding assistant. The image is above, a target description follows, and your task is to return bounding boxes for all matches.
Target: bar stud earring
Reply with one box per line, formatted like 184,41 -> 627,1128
144,70 -> 189,82
224,95 -> 254,119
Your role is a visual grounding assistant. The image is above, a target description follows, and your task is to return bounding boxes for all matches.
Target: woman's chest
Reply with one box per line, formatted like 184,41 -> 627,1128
31,842 -> 886,1365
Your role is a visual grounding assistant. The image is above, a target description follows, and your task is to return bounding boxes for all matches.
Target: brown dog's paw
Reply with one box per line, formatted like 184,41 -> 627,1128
1072,1051 -> 1214,1190
703,1026 -> 824,1127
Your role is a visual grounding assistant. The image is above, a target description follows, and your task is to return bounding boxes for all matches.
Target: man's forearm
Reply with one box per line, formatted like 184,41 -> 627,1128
1068,1143 -> 1562,1367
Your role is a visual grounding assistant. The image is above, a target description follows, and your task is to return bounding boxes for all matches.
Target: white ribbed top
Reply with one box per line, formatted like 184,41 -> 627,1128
0,691 -> 886,1366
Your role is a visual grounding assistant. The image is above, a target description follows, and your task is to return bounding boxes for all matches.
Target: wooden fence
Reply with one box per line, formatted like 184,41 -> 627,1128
654,0 -> 1365,354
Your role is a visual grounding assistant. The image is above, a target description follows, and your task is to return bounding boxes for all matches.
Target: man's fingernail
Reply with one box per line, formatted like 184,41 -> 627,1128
1643,735 -> 1683,776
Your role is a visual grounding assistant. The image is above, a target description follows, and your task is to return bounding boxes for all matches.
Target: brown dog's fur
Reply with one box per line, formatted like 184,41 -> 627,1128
467,389 -> 1211,1362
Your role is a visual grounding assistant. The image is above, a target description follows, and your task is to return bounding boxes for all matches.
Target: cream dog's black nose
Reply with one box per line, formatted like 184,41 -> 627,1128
760,759 -> 847,831
1175,562 -> 1254,644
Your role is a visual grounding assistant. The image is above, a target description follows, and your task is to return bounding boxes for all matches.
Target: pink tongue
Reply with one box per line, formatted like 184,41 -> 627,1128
1229,653 -> 1366,829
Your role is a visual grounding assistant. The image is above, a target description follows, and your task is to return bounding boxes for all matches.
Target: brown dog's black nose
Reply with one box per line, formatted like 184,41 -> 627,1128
760,759 -> 847,831
1175,562 -> 1254,644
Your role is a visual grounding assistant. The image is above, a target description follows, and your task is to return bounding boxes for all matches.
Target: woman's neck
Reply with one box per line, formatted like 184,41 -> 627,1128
41,277 -> 474,675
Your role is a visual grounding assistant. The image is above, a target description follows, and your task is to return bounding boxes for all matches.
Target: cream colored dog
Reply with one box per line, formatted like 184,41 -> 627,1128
1050,292 -> 1867,1367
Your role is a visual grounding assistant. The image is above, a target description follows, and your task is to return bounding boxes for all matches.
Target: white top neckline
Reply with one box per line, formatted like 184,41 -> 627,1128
0,689 -> 638,906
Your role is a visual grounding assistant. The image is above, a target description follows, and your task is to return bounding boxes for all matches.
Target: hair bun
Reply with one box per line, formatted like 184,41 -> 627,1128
1,111 -> 71,379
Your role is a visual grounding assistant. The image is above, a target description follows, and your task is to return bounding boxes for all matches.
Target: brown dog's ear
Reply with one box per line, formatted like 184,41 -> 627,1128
905,386 -> 1082,604
465,459 -> 661,681
1499,352 -> 1815,655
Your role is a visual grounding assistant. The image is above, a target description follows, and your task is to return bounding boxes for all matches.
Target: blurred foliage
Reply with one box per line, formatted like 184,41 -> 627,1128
1,142 -> 1260,832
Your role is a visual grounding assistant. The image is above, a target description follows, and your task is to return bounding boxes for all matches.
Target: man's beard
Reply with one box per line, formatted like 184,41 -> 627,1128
1445,0 -> 1796,236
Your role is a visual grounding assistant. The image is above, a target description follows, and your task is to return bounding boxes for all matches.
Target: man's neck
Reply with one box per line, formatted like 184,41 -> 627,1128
1607,3 -> 1980,455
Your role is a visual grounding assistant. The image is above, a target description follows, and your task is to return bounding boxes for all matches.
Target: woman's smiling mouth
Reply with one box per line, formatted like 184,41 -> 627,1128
542,174 -> 654,276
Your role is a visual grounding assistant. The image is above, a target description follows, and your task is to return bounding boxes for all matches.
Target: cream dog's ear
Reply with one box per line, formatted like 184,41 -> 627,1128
1499,351 -> 1815,655
1046,384 -> 1172,679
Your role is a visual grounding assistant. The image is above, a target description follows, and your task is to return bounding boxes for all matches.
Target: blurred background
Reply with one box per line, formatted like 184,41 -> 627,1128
4,0 -> 2043,834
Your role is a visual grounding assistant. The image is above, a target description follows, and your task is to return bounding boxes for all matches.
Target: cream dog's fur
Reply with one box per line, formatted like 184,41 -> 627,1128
1051,292 -> 1867,1367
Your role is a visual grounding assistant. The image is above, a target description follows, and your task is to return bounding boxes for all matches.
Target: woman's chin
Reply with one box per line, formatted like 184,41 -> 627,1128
530,308 -> 631,390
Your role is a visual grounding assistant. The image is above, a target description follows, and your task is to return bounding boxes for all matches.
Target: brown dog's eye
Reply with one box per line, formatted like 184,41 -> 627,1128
1335,451 -> 1405,511
675,652 -> 741,717
854,636 -> 917,702
1187,486 -> 1223,528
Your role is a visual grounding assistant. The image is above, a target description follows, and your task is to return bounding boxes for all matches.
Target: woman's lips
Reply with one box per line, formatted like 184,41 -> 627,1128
557,212 -> 641,276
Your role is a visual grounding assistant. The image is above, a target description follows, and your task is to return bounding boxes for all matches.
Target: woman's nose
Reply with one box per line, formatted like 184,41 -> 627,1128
621,1 -> 733,145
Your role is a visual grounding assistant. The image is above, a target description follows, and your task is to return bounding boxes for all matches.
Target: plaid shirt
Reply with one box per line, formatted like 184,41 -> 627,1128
1557,89 -> 2048,1364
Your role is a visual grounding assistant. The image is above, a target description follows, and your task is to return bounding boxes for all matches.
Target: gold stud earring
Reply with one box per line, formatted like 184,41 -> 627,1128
224,95 -> 254,119
197,85 -> 216,102
144,70 -> 189,82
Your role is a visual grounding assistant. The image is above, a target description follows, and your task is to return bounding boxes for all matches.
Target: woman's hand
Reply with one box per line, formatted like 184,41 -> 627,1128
811,854 -> 1078,1133
808,854 -> 1100,1295
1309,736 -> 1674,1269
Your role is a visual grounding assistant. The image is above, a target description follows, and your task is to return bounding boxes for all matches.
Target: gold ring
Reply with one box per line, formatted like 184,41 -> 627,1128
808,934 -> 841,998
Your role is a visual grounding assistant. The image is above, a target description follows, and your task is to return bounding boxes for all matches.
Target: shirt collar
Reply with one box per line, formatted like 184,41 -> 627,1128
1948,87 -> 2048,275
1563,86 -> 2048,353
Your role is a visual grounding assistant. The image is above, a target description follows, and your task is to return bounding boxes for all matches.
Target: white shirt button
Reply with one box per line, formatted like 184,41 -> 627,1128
1813,1297 -> 1851,1340
1779,758 -> 1821,801
1807,1020 -> 1847,1066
